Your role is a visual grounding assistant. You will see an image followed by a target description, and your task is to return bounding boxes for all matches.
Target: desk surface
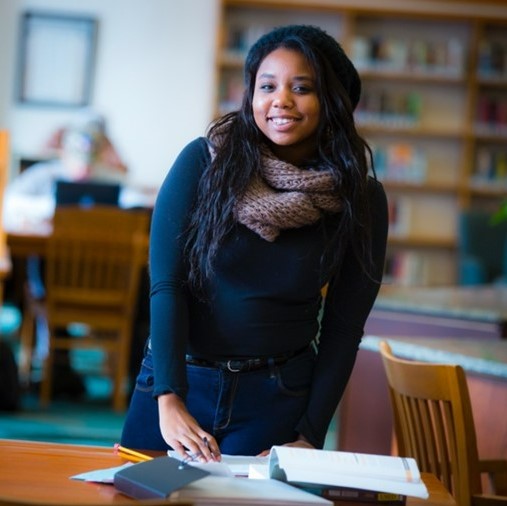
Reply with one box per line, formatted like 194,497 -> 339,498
6,220 -> 148,260
0,439 -> 455,506
375,284 -> 507,323
6,228 -> 48,257
362,335 -> 507,379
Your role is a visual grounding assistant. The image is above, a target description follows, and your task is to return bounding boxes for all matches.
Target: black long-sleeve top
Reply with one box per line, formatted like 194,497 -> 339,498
149,137 -> 389,449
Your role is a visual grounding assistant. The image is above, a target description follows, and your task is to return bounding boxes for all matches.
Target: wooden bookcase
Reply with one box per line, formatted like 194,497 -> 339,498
214,0 -> 507,286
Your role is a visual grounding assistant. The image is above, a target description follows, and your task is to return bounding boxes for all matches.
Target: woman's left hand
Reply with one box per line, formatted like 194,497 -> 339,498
256,435 -> 314,457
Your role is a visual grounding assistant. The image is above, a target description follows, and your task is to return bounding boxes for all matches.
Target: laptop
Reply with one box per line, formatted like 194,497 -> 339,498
55,180 -> 121,207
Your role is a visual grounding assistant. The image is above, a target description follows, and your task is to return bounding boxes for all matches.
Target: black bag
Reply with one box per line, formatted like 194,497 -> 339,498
0,340 -> 21,411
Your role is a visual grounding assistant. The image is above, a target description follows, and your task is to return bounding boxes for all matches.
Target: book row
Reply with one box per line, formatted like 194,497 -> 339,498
355,90 -> 422,127
476,95 -> 507,127
352,35 -> 464,76
477,39 -> 507,78
385,250 -> 455,286
371,143 -> 427,183
474,147 -> 507,183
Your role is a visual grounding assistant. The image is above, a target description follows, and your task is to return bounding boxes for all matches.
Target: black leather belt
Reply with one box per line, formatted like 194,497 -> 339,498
185,344 -> 311,373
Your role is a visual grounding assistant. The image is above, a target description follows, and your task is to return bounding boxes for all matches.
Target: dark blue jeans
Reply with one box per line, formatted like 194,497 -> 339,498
120,345 -> 316,455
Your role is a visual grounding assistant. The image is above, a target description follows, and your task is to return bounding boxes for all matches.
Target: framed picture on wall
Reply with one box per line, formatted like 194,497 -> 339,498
16,11 -> 98,107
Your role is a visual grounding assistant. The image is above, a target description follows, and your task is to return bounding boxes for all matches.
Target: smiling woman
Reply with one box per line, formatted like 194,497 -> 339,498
120,24 -> 388,459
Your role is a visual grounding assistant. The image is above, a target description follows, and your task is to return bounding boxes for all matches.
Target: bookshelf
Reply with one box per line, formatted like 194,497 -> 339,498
469,20 -> 507,212
214,0 -> 507,286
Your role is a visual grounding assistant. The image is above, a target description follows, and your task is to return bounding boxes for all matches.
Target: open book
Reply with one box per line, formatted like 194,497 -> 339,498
268,447 -> 429,499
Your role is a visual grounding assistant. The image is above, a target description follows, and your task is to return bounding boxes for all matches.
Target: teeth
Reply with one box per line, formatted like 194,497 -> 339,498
271,117 -> 295,125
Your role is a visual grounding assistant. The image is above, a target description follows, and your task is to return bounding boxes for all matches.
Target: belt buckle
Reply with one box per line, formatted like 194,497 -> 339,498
227,360 -> 242,372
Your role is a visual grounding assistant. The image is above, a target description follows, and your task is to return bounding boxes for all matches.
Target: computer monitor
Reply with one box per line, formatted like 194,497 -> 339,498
55,180 -> 121,207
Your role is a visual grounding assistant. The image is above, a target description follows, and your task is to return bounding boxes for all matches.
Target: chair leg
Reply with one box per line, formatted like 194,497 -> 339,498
113,330 -> 131,412
18,305 -> 35,388
40,342 -> 54,408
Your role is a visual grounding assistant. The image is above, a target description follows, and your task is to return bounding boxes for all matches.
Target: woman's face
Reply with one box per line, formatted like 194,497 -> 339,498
252,47 -> 321,165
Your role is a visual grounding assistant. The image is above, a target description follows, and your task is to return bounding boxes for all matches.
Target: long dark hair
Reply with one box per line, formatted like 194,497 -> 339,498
185,35 -> 375,294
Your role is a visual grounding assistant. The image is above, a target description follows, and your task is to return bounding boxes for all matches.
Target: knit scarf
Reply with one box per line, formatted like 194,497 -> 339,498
234,148 -> 342,242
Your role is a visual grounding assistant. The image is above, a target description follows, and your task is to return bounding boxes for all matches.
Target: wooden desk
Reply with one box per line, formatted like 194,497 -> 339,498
5,224 -> 148,306
0,440 -> 455,506
6,226 -> 50,258
368,284 -> 507,339
6,211 -> 150,260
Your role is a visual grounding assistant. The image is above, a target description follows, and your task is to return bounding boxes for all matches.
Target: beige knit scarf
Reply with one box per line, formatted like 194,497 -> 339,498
234,147 -> 342,241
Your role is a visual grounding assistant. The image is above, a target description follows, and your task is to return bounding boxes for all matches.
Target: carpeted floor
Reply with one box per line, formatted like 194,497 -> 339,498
0,345 -> 126,446
0,395 -> 125,447
0,301 -> 125,447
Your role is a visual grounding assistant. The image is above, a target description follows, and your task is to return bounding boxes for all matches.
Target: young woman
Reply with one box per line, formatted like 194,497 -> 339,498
121,24 -> 388,460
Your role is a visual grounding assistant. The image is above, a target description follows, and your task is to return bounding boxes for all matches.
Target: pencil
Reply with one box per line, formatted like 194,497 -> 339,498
114,443 -> 153,462
121,454 -> 151,463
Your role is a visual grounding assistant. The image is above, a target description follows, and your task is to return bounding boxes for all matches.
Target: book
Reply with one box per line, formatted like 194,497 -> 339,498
268,447 -> 429,500
113,456 -> 209,499
298,484 -> 406,504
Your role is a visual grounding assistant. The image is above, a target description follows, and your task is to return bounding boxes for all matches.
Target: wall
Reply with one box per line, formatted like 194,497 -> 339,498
0,0 -> 219,188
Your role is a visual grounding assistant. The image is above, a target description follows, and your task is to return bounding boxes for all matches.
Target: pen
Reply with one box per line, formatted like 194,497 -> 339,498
114,443 -> 153,462
203,436 -> 217,460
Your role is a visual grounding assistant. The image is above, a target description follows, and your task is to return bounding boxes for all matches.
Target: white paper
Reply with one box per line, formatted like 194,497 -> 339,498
170,476 -> 332,504
167,450 -> 269,477
70,462 -> 133,483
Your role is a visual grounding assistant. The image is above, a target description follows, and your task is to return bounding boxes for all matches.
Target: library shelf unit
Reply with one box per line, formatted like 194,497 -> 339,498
214,0 -> 507,286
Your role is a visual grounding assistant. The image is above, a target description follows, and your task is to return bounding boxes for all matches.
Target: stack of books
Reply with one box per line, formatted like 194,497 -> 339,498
113,446 -> 429,505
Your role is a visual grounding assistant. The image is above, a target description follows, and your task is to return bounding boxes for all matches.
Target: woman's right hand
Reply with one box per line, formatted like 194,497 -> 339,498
158,392 -> 221,462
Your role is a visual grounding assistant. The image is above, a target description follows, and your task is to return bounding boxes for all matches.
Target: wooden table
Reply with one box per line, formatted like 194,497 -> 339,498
6,226 -> 50,257
5,223 -> 148,308
367,284 -> 507,339
0,440 -> 456,505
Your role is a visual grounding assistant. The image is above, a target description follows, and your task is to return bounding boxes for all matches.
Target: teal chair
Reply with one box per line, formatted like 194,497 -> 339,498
458,210 -> 507,285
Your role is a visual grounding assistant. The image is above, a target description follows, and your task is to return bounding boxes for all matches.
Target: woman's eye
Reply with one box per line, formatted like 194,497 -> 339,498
294,85 -> 312,94
259,83 -> 275,92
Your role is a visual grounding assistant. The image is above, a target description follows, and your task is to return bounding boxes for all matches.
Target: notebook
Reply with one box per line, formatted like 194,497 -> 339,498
55,180 -> 121,207
114,456 -> 209,499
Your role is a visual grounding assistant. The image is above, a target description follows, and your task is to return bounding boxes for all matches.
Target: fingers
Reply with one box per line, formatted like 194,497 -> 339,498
157,395 -> 221,462
169,433 -> 221,463
191,433 -> 221,462
199,435 -> 221,462
171,441 -> 190,460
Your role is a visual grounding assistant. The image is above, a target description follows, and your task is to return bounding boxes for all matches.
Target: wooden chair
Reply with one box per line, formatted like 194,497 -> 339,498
23,205 -> 149,411
379,340 -> 507,506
